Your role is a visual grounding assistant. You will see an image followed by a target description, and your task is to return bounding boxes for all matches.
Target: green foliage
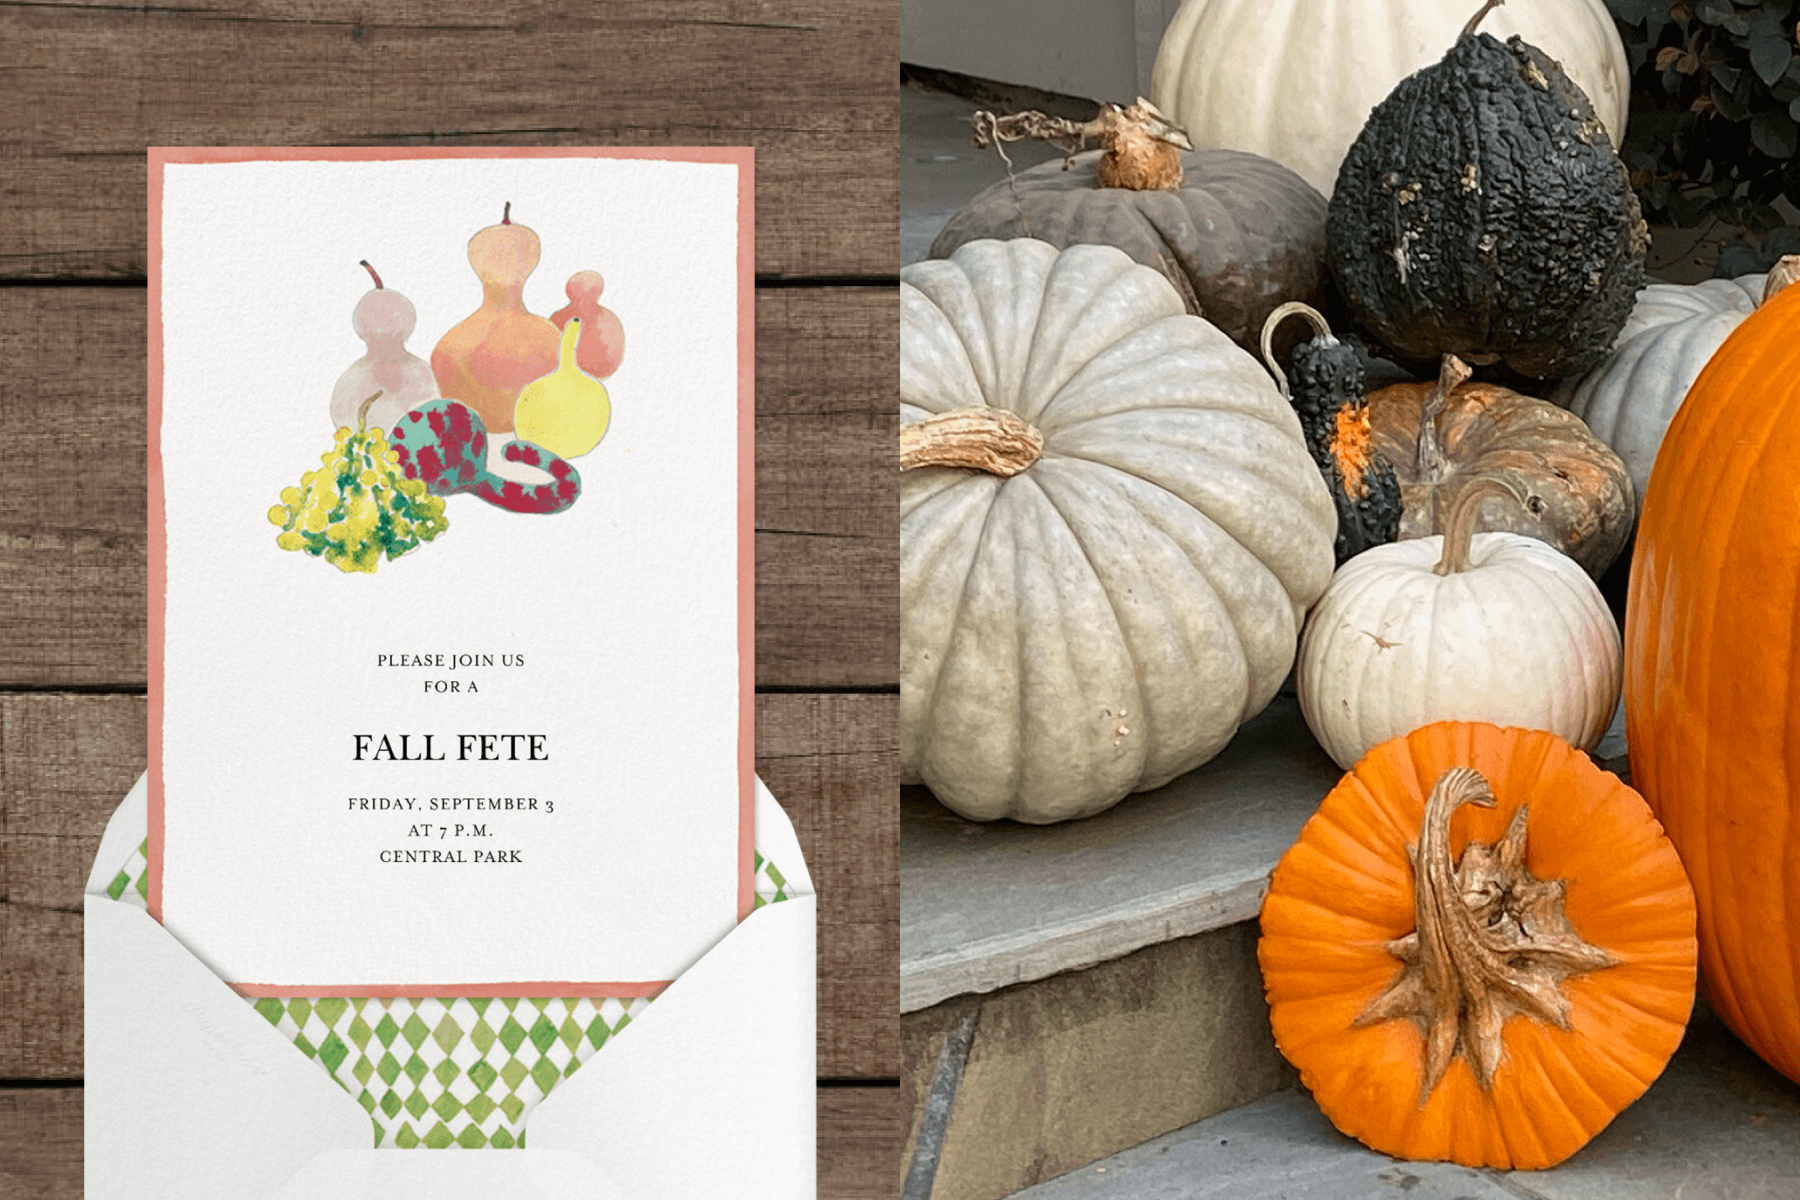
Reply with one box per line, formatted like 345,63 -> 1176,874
1607,1 -> 1800,269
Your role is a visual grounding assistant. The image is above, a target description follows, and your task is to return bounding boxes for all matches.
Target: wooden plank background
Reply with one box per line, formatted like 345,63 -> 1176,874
0,2 -> 901,1195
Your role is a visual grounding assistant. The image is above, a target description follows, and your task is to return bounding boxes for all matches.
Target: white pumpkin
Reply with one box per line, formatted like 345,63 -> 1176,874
902,239 -> 1336,823
1556,261 -> 1799,514
1150,0 -> 1629,197
1296,478 -> 1620,770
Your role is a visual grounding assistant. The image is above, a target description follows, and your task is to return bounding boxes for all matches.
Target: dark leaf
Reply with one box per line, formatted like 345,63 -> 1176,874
1716,241 -> 1767,277
1608,0 -> 1663,22
1751,108 -> 1800,157
1725,14 -> 1751,37
1747,203 -> 1787,232
1668,187 -> 1714,225
1765,226 -> 1800,258
1791,94 -> 1800,121
1750,35 -> 1794,85
1717,78 -> 1755,120
1713,60 -> 1746,91
1695,0 -> 1734,24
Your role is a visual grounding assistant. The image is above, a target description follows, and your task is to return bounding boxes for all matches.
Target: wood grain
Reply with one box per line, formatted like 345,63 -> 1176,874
0,1084 -> 899,1198
0,286 -> 897,691
0,692 -> 894,1081
0,1 -> 898,280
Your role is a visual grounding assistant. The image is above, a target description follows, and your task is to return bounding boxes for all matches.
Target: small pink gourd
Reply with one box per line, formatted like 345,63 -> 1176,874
549,270 -> 626,379
330,261 -> 437,434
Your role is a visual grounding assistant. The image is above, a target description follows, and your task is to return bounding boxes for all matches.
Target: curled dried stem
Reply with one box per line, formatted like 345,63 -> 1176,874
901,408 -> 1044,477
1461,0 -> 1506,39
1259,301 -> 1338,400
1416,354 -> 1473,482
1434,475 -> 1524,575
971,98 -> 1194,191
1764,255 -> 1800,305
1354,766 -> 1615,1103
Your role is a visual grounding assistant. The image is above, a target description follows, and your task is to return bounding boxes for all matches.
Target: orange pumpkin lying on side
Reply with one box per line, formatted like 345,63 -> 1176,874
1259,722 -> 1695,1169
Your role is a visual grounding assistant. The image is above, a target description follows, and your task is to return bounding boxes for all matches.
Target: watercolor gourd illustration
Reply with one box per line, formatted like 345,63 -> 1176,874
268,204 -> 626,572
513,318 -> 612,459
389,399 -> 582,515
550,270 -> 627,380
329,261 -> 438,434
429,203 -> 563,435
269,392 -> 450,574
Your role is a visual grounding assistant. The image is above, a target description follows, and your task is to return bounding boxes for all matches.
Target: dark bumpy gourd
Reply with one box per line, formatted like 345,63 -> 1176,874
389,399 -> 581,516
1262,304 -> 1402,565
929,147 -> 1329,354
1326,28 -> 1647,379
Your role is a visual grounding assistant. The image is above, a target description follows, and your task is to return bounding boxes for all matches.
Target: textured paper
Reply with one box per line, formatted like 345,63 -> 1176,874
150,150 -> 752,991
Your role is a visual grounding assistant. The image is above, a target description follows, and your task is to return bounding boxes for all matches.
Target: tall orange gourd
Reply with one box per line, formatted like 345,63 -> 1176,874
1625,268 -> 1800,1085
430,203 -> 561,435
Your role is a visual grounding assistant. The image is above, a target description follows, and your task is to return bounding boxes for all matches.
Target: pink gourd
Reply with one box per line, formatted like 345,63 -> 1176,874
549,270 -> 626,379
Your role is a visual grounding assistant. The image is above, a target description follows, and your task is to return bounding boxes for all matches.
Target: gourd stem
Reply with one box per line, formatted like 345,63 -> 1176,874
971,99 -> 1194,192
901,408 -> 1043,477
1764,255 -> 1800,305
1434,475 -> 1523,575
356,390 -> 385,433
1353,766 -> 1615,1103
502,201 -> 512,225
1258,301 -> 1336,401
1461,0 -> 1505,38
360,259 -> 383,289
1416,354 -> 1472,482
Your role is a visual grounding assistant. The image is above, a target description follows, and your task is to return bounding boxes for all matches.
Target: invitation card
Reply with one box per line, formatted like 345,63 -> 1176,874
148,148 -> 754,994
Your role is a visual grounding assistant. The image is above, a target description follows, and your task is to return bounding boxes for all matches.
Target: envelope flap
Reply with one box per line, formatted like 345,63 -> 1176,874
84,897 -> 374,1197
755,775 -> 813,896
530,895 -> 817,1199
87,774 -> 149,897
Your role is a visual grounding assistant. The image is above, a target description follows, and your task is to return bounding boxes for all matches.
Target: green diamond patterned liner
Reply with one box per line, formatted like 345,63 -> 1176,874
112,839 -> 791,1147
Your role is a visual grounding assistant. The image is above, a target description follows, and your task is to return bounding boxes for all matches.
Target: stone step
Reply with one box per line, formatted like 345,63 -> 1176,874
1006,1001 -> 1800,1200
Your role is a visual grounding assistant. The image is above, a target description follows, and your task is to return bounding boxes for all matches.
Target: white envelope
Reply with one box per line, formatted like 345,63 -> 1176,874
85,773 -> 816,1199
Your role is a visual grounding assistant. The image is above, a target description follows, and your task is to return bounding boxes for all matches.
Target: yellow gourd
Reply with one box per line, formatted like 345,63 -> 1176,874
513,318 -> 611,458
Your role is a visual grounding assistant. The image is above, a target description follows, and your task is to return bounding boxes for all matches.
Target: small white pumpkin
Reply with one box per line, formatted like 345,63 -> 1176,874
1150,0 -> 1628,198
1296,476 -> 1620,770
1557,258 -> 1800,514
902,239 -> 1336,823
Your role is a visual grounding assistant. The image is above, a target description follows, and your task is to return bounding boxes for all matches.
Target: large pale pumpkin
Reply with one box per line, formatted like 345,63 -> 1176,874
1625,272 -> 1800,1085
1150,0 -> 1628,198
1558,259 -> 1800,514
1261,722 -> 1696,1168
901,239 -> 1335,823
1297,478 -> 1621,770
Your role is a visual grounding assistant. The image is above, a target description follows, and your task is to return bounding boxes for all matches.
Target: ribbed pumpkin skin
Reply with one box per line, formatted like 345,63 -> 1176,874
1296,533 -> 1621,770
1150,0 -> 1627,198
1559,274 -> 1766,514
926,148 -> 1328,352
1367,379 -> 1635,580
902,240 -> 1335,823
1327,33 -> 1647,380
1261,723 -> 1696,1168
1625,279 -> 1800,1084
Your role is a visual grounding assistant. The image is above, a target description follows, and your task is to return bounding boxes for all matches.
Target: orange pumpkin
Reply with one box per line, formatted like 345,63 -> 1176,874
1625,275 -> 1800,1085
1260,723 -> 1695,1168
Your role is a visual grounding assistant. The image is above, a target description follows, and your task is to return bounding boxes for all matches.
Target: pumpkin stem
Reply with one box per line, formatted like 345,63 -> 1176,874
356,390 -> 385,433
1460,0 -> 1506,39
1258,301 -> 1338,401
972,99 -> 1194,191
901,407 -> 1044,477
1763,255 -> 1800,305
1416,354 -> 1472,483
1353,766 -> 1615,1104
1434,475 -> 1523,575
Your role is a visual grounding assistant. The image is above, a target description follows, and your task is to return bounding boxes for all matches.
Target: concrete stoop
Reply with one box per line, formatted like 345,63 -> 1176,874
1006,1001 -> 1800,1200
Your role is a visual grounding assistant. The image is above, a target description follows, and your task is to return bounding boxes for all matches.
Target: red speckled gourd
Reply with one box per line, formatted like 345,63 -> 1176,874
388,398 -> 580,516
